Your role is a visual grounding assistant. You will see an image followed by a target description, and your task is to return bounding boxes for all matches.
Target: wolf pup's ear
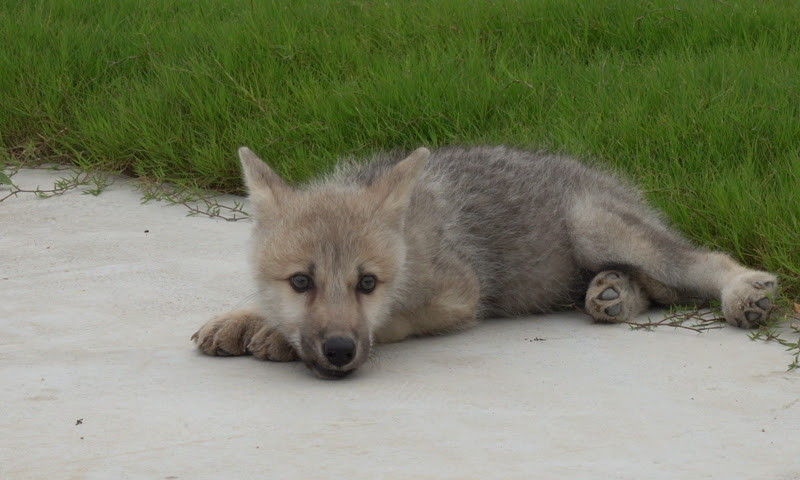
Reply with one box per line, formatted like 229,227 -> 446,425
369,147 -> 429,225
238,146 -> 289,213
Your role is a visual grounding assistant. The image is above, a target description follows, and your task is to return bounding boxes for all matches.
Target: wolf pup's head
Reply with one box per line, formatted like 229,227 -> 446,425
239,147 -> 429,379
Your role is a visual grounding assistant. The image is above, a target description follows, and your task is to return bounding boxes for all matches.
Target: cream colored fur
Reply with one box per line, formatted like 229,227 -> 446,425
192,146 -> 777,378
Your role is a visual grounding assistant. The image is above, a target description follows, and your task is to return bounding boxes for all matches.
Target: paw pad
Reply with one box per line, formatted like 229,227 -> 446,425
756,297 -> 771,310
745,311 -> 762,323
604,303 -> 622,317
599,288 -> 619,300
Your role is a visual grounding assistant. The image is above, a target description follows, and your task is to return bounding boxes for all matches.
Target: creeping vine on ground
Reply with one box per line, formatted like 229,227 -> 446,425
1,136 -> 113,201
576,302 -> 800,371
1,159 -> 249,221
748,304 -> 800,371
0,165 -> 112,201
136,178 -> 250,221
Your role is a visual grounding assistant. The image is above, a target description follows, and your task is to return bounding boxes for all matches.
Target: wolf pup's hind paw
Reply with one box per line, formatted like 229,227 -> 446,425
721,272 -> 777,328
584,271 -> 648,323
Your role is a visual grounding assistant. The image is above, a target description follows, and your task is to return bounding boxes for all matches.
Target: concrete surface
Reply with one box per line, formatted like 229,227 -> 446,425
1,167 -> 798,480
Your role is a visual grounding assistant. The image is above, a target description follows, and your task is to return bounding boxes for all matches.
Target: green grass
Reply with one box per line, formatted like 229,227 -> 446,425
1,0 -> 799,299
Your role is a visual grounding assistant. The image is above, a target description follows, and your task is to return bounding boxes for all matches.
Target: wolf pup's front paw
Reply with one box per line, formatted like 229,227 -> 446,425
191,308 -> 266,357
246,325 -> 298,362
721,272 -> 777,328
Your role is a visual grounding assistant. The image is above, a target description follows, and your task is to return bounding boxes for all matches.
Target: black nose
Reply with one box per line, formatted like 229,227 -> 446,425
323,337 -> 356,367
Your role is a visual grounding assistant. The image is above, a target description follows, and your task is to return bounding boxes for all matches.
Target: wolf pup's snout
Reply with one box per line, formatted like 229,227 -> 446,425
323,337 -> 356,367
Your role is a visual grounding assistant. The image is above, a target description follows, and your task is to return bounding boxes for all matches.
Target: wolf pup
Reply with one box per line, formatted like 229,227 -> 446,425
192,146 -> 777,379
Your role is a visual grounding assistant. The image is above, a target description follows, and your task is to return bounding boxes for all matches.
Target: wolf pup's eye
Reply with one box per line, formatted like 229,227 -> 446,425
290,274 -> 313,292
357,274 -> 377,294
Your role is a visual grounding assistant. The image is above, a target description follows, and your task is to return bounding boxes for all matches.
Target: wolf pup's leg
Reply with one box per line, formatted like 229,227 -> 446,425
191,307 -> 297,361
569,196 -> 777,328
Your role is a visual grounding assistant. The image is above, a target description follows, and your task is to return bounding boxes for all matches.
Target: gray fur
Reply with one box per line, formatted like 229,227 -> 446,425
345,146 -> 700,316
193,145 -> 777,379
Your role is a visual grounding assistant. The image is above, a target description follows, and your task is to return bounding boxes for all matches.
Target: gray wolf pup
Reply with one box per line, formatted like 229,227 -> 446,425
192,146 -> 777,379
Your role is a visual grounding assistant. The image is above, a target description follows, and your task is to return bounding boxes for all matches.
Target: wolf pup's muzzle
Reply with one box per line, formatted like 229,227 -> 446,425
306,336 -> 359,379
323,337 -> 356,367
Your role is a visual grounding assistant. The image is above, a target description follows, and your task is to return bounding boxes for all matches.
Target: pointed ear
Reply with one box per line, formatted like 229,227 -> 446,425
368,147 -> 430,224
238,146 -> 289,214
